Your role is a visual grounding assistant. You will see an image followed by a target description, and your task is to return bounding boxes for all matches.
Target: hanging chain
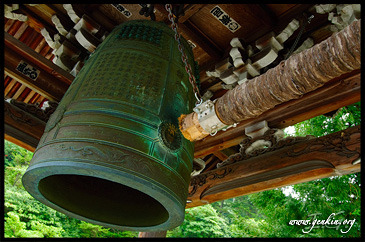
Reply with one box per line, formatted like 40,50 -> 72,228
284,14 -> 314,60
165,4 -> 202,105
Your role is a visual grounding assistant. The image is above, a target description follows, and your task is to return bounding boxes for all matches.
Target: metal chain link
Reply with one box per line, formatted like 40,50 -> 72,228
165,4 -> 202,105
284,14 -> 314,60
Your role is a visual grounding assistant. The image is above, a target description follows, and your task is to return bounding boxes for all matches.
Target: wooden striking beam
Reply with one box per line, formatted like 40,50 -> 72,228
4,44 -> 69,101
187,125 -> 360,208
193,70 -> 360,158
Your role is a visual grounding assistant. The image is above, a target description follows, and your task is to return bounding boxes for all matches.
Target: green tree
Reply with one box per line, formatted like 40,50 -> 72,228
4,140 -> 33,167
167,204 -> 230,238
246,102 -> 361,237
292,102 -> 360,137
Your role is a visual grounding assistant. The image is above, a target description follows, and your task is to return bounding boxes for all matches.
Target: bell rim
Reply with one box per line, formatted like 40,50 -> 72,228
22,160 -> 185,231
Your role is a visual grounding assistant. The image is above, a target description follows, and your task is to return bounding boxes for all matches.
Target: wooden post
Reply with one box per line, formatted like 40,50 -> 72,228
138,231 -> 167,238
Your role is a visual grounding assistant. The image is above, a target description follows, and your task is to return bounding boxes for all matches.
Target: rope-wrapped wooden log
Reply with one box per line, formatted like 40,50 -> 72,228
179,20 -> 361,141
216,20 -> 361,124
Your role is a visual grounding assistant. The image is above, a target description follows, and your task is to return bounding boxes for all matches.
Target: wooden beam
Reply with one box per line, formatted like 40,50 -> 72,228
179,4 -> 205,23
13,22 -> 29,39
17,4 -> 58,34
4,128 -> 37,152
213,150 -> 229,161
180,20 -> 224,60
154,4 -> 223,60
23,90 -> 37,103
4,45 -> 69,101
193,70 -> 361,158
4,101 -> 46,146
4,79 -> 18,97
11,85 -> 27,100
187,125 -> 360,208
5,18 -> 15,32
202,156 -> 219,173
4,31 -> 74,85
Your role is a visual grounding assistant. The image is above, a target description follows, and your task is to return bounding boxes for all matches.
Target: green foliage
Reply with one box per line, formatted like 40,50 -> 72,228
5,212 -> 44,238
76,221 -> 138,238
229,217 -> 270,237
4,140 -> 33,167
168,204 -> 229,238
292,102 -> 361,137
247,173 -> 361,238
243,102 -> 361,238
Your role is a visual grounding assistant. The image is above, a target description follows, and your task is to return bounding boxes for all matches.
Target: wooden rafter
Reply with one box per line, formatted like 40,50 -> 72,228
4,45 -> 68,101
179,4 -> 206,23
153,4 -> 224,60
4,32 -> 74,85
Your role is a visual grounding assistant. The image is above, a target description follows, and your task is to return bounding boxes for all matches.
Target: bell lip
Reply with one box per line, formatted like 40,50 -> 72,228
22,160 -> 185,231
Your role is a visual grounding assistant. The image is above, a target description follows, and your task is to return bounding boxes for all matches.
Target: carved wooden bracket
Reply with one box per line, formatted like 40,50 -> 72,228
9,99 -> 58,122
187,125 -> 360,208
217,128 -> 314,168
4,99 -> 47,151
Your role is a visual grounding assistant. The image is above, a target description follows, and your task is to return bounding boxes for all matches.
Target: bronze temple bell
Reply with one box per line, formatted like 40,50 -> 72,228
22,20 -> 197,231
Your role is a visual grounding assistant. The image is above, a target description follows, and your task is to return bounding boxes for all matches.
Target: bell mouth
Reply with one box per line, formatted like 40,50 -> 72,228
38,174 -> 169,227
22,161 -> 185,231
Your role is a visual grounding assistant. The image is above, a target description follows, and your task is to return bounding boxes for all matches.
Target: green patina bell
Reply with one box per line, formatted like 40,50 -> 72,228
22,20 -> 196,231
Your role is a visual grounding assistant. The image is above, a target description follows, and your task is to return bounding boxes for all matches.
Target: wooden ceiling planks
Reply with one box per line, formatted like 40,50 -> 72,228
3,16 -> 60,107
188,4 -> 273,51
4,18 -> 15,32
23,90 -> 37,104
34,38 -> 47,53
4,79 -> 18,98
18,87 -> 32,102
11,85 -> 27,100
152,4 -> 220,67
265,4 -> 297,18
13,21 -> 28,39
179,4 -> 206,23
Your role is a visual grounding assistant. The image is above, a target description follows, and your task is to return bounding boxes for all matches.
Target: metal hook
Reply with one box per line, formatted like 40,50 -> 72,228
195,93 -> 202,106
